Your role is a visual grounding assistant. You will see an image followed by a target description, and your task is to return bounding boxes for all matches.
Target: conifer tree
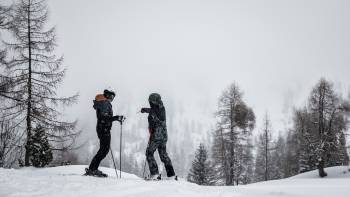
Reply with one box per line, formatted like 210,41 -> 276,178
28,125 -> 52,167
254,113 -> 274,182
270,134 -> 286,179
187,143 -> 216,185
293,108 -> 316,173
291,78 -> 350,177
212,83 -> 255,185
305,79 -> 349,177
238,136 -> 254,184
284,129 -> 300,177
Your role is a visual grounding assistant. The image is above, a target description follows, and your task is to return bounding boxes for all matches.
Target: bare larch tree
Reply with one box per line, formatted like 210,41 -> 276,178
291,78 -> 350,177
254,112 -> 274,182
0,0 -> 78,166
212,83 -> 255,185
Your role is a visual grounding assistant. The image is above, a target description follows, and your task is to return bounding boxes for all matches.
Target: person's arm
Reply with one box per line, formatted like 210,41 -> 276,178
112,115 -> 125,123
95,101 -> 123,123
98,111 -> 124,123
141,108 -> 151,113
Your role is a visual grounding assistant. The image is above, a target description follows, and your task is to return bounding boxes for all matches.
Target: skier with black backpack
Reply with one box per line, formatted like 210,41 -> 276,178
84,89 -> 125,177
141,93 -> 177,181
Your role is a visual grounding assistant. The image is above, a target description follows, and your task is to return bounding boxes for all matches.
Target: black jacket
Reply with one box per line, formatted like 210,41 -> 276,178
93,96 -> 119,133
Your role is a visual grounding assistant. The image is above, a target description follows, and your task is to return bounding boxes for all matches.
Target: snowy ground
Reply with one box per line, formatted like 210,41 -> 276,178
0,165 -> 349,197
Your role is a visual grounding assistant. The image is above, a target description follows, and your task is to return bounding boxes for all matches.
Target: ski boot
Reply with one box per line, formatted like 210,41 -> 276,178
84,168 -> 108,177
145,174 -> 161,181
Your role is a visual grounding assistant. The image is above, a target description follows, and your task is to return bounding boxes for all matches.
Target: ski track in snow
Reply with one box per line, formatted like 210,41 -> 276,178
0,165 -> 349,197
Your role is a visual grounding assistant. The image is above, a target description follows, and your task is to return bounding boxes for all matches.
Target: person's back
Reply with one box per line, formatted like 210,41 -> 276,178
147,95 -> 167,142
93,94 -> 114,134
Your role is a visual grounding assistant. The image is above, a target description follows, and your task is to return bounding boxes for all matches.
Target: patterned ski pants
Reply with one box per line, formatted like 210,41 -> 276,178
146,140 -> 175,177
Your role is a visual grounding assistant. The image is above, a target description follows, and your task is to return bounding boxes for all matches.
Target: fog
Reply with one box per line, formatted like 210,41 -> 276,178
38,0 -> 350,175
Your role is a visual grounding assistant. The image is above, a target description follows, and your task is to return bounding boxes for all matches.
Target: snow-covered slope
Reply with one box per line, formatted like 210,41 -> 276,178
0,165 -> 349,197
289,166 -> 350,179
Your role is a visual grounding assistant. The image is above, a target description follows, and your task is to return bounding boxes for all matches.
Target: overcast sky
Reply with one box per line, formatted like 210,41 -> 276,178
44,0 -> 350,137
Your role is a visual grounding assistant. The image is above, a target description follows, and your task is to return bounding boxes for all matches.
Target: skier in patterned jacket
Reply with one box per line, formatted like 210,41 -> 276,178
141,93 -> 176,180
85,89 -> 125,177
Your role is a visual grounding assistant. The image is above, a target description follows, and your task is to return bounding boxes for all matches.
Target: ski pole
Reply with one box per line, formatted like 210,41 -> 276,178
142,159 -> 147,179
110,147 -> 119,178
142,140 -> 150,178
119,120 -> 123,179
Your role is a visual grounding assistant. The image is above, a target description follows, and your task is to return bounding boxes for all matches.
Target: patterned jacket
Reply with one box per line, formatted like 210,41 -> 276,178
144,93 -> 168,142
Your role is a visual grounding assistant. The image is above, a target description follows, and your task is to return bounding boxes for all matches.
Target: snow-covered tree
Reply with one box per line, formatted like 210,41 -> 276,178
291,78 -> 350,177
293,108 -> 316,173
212,83 -> 255,185
211,126 -> 228,185
28,125 -> 52,167
237,136 -> 254,184
284,128 -> 300,177
187,143 -> 216,185
270,133 -> 287,180
0,0 -> 78,166
254,113 -> 275,182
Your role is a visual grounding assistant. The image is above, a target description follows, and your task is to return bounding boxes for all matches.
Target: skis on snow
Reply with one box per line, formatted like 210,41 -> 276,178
144,174 -> 178,181
144,174 -> 161,181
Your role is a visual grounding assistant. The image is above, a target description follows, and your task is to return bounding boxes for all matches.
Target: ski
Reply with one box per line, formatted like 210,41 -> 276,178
144,174 -> 161,181
143,174 -> 178,181
83,173 -> 108,178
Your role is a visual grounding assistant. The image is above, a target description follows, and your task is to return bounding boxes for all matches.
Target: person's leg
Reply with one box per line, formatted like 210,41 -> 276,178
89,133 -> 111,171
146,140 -> 159,176
158,142 -> 175,177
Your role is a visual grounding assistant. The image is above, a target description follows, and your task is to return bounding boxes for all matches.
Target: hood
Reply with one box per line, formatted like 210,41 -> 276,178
148,93 -> 163,108
93,94 -> 108,110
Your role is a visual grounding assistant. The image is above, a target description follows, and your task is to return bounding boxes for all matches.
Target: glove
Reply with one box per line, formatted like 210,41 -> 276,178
113,115 -> 125,123
118,115 -> 125,122
141,108 -> 150,113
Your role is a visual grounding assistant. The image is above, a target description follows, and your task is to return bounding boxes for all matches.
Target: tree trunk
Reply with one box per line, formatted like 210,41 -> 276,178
24,2 -> 32,167
229,102 -> 235,185
219,128 -> 229,185
317,159 -> 327,177
316,85 -> 326,177
265,124 -> 268,181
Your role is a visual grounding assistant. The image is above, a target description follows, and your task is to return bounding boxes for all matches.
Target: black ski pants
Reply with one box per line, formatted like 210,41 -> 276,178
89,127 -> 111,171
146,139 -> 175,177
